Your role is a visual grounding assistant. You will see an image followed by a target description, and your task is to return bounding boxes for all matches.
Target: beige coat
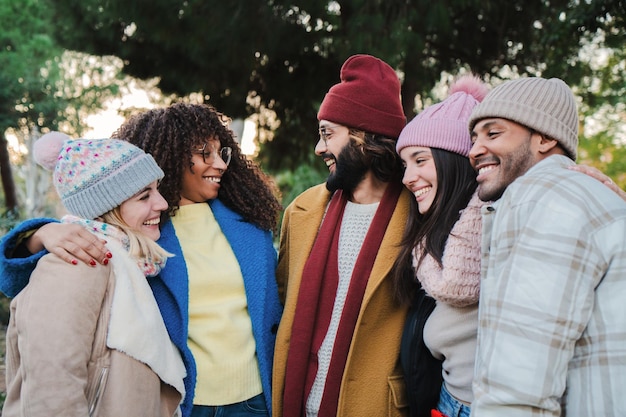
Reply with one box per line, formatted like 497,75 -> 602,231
3,246 -> 184,417
273,184 -> 411,417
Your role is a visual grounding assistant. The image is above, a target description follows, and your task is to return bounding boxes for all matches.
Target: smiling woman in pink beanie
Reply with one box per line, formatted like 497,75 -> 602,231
392,74 -> 626,417
392,74 -> 488,417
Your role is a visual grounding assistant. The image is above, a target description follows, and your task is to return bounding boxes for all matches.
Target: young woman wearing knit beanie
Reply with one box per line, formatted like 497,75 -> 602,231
2,133 -> 186,416
392,75 -> 626,417
0,104 -> 283,417
391,74 -> 489,417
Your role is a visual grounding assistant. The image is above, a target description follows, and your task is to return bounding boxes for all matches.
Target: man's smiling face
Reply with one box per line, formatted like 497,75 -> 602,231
470,118 -> 537,202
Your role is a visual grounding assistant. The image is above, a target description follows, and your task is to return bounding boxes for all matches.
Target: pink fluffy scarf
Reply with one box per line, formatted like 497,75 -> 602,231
413,192 -> 484,307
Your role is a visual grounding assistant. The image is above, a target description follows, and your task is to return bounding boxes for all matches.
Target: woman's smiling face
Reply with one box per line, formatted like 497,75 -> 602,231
400,146 -> 438,214
179,137 -> 229,205
119,181 -> 168,241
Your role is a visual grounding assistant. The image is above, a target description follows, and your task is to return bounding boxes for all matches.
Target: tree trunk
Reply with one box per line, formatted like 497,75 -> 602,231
0,134 -> 18,213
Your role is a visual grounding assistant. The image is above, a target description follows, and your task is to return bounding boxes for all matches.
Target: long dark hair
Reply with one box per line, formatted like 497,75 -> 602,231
354,130 -> 405,184
391,149 -> 477,304
112,102 -> 282,231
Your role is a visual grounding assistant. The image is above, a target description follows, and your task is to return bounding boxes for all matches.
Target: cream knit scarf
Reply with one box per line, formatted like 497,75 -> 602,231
61,215 -> 186,397
413,192 -> 484,307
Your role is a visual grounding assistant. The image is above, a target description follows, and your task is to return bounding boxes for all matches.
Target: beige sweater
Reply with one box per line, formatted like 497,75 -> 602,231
415,192 -> 484,405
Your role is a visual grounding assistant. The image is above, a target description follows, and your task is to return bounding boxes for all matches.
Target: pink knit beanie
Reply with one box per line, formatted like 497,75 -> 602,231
396,75 -> 488,156
317,54 -> 406,139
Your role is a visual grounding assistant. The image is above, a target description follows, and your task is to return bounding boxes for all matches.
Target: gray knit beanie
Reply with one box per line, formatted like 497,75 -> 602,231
468,77 -> 579,160
33,132 -> 164,219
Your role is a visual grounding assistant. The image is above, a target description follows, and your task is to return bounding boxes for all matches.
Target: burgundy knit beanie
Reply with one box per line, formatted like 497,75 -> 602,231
317,54 -> 406,139
397,74 -> 489,157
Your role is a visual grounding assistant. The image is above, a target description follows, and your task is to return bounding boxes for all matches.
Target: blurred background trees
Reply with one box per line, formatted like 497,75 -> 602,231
1,0 -> 128,230
1,0 -> 625,231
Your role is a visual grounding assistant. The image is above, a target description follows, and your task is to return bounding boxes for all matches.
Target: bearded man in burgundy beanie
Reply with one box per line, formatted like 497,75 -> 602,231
273,54 -> 412,417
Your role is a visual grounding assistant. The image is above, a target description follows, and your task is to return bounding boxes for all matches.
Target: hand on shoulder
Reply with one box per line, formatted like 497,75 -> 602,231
569,165 -> 626,202
31,223 -> 111,266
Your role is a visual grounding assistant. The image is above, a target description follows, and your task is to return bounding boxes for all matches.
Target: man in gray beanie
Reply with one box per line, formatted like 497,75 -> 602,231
467,77 -> 626,416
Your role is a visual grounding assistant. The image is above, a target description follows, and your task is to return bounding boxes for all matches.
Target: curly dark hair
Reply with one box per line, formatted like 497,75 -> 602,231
112,102 -> 282,231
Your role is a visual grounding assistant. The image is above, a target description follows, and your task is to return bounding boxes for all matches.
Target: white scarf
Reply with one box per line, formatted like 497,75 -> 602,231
106,239 -> 187,397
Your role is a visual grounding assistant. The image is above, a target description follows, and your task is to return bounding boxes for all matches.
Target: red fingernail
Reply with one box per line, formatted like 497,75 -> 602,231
71,259 -> 78,265
90,259 -> 96,266
106,252 -> 113,259
103,258 -> 109,265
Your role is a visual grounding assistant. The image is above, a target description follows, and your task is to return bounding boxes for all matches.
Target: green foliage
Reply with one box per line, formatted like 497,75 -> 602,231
1,0 -> 126,137
578,128 -> 626,190
0,0 -> 64,132
0,0 -> 132,217
0,207 -> 20,236
56,51 -> 126,137
1,0 -> 624,200
275,162 -> 327,209
43,0 -> 626,175
572,25 -> 626,188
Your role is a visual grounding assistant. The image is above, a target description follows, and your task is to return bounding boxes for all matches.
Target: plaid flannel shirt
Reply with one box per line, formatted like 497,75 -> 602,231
472,155 -> 626,417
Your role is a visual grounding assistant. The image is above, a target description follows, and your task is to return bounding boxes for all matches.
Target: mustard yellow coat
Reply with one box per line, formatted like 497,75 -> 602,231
273,184 -> 411,417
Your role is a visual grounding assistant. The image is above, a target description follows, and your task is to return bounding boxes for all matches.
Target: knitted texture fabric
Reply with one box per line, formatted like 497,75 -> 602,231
317,54 -> 406,139
306,201 -> 377,415
414,192 -> 483,307
33,132 -> 164,219
468,77 -> 579,160
397,74 -> 488,156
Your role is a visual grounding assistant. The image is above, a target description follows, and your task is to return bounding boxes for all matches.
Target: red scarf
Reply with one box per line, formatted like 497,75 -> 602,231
283,182 -> 402,416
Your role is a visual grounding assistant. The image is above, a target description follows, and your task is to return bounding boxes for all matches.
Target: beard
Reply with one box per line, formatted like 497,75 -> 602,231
477,137 -> 536,202
325,142 -> 369,195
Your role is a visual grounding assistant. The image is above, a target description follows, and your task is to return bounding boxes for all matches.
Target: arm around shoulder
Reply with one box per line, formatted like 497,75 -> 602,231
0,218 -> 58,297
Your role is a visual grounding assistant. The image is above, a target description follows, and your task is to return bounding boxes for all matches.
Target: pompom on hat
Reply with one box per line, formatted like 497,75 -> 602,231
34,132 -> 164,219
396,74 -> 488,157
468,77 -> 579,160
317,54 -> 406,139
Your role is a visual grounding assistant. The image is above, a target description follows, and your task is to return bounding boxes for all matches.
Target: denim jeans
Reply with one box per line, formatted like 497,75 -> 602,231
436,384 -> 471,417
190,393 -> 268,417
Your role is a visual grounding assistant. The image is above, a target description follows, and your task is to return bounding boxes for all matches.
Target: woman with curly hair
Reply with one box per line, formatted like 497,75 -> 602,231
0,103 -> 283,417
116,103 -> 281,231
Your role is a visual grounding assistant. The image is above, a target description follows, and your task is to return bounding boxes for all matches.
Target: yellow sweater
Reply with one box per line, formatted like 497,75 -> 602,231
172,203 -> 262,405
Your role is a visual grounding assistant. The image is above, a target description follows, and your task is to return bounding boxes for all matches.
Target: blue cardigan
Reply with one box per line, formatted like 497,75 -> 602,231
0,199 -> 283,417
